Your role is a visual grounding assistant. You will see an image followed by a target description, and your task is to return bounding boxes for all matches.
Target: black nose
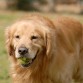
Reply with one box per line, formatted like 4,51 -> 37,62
18,47 -> 28,55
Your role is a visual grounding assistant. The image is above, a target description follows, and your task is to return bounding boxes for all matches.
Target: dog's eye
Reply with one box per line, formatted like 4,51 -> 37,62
15,35 -> 20,39
31,36 -> 38,40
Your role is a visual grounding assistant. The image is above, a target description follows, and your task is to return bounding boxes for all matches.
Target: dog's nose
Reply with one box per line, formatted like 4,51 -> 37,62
18,47 -> 28,55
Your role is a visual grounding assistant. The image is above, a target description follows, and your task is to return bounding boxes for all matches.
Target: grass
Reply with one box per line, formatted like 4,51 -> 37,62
0,11 -> 83,83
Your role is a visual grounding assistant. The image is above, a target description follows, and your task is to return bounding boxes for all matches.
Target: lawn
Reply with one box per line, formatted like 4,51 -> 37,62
0,11 -> 83,83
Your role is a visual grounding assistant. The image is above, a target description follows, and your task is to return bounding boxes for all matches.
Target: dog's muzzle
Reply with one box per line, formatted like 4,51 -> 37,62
17,47 -> 38,67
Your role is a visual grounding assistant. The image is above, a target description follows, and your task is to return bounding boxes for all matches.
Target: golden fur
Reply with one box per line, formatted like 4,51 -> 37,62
6,15 -> 83,83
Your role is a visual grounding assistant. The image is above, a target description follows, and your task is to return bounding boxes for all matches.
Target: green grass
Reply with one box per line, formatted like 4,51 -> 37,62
0,11 -> 83,83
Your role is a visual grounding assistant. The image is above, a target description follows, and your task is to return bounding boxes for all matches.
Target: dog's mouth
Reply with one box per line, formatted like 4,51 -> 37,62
20,55 -> 36,67
17,50 -> 39,68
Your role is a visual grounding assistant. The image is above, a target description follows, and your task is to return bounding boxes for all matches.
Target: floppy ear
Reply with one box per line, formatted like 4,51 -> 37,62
45,28 -> 56,58
5,27 -> 14,56
46,31 -> 52,57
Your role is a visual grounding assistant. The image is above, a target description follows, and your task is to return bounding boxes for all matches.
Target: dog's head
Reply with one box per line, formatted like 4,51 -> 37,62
6,15 -> 55,68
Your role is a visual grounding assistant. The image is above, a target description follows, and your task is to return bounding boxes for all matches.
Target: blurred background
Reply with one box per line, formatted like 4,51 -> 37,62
0,0 -> 83,83
0,0 -> 83,13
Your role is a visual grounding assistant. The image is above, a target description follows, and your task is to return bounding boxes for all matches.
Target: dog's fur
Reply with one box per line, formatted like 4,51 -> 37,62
6,15 -> 83,83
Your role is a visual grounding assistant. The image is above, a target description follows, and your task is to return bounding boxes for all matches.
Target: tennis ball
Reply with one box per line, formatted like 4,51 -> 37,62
18,57 -> 30,64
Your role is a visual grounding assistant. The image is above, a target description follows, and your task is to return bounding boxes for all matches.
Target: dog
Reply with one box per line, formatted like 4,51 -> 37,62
5,14 -> 83,83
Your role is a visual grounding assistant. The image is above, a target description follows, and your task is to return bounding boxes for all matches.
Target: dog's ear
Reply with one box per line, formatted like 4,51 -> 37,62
5,27 -> 14,56
46,31 -> 52,57
45,28 -> 56,58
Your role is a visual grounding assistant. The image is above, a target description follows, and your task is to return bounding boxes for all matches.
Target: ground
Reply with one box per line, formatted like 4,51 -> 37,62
0,11 -> 83,83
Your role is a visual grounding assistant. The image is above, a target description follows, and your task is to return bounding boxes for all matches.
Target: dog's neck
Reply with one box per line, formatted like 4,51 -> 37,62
11,64 -> 53,83
11,54 -> 54,83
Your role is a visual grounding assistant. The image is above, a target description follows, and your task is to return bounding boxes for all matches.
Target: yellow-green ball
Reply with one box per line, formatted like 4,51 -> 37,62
18,57 -> 30,64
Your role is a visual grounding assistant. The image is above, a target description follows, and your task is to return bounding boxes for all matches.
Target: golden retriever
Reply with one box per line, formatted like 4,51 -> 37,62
6,14 -> 83,83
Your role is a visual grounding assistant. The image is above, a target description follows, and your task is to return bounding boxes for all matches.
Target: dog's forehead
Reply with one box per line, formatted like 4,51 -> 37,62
13,21 -> 35,32
12,21 -> 45,35
11,20 -> 50,37
15,20 -> 45,30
